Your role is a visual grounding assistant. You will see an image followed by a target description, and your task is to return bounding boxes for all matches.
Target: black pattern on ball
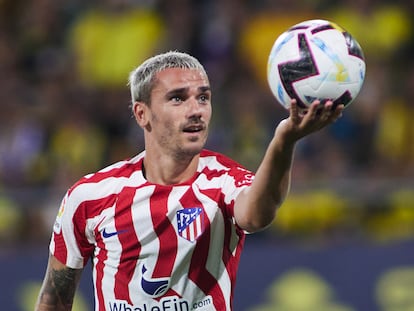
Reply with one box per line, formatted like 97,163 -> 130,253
278,33 -> 318,108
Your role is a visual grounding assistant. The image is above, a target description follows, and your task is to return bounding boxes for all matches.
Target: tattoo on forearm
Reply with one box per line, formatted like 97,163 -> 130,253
38,267 -> 81,310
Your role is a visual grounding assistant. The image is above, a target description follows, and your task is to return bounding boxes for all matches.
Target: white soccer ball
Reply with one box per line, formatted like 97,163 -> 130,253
267,19 -> 366,110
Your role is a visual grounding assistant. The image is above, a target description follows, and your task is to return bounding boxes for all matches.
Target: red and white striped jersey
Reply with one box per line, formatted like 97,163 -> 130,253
50,149 -> 255,311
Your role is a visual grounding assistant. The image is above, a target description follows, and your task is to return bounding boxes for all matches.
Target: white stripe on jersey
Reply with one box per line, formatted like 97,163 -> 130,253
128,185 -> 156,303
92,202 -> 118,306
193,183 -> 232,311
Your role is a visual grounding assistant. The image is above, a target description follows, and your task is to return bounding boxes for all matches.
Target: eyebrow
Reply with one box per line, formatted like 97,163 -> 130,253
198,86 -> 211,93
165,86 -> 211,98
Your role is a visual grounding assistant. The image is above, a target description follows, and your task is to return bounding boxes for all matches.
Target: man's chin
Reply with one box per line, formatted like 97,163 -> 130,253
176,143 -> 205,160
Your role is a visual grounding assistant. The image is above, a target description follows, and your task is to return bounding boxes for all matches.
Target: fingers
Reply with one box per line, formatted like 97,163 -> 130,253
290,98 -> 309,118
307,100 -> 343,123
289,99 -> 300,124
281,98 -> 344,142
288,98 -> 344,134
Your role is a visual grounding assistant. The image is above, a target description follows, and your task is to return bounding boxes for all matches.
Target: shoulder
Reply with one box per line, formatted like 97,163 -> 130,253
199,149 -> 246,170
197,151 -> 254,200
199,150 -> 254,181
68,152 -> 146,200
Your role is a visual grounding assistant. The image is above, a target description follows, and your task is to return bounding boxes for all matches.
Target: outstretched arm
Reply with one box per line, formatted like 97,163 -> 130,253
234,99 -> 344,232
35,255 -> 83,311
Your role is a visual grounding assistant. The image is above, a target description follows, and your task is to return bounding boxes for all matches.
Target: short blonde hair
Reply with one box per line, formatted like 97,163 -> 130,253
129,51 -> 207,107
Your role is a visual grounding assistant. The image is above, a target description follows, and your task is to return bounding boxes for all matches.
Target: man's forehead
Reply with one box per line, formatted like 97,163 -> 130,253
154,67 -> 209,88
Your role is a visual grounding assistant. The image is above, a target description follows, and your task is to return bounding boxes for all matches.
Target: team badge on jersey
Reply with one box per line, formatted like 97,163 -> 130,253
177,207 -> 204,242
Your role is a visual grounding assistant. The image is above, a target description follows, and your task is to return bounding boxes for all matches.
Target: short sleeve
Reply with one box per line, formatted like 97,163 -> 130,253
50,189 -> 94,269
222,166 -> 255,214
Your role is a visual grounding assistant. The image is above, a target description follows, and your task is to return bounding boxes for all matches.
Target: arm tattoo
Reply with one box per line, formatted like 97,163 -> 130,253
37,267 -> 82,310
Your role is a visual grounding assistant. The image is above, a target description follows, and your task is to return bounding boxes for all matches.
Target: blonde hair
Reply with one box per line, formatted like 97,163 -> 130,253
129,51 -> 207,107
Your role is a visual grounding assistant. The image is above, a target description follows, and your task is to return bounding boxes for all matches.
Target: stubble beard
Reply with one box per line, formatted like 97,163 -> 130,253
174,131 -> 208,162
152,113 -> 208,162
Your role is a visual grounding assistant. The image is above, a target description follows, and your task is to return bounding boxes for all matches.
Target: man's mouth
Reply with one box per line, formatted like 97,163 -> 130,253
183,124 -> 204,133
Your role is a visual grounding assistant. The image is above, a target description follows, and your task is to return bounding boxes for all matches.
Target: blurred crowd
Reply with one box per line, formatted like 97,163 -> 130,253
0,0 -> 413,246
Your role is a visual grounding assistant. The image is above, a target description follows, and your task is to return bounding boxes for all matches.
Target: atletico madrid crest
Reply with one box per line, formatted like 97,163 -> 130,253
177,207 -> 205,242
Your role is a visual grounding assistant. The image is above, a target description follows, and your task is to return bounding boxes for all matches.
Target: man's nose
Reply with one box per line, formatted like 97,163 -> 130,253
186,97 -> 203,117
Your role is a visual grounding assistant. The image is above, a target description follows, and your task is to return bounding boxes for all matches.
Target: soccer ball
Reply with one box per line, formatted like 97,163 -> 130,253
267,19 -> 366,110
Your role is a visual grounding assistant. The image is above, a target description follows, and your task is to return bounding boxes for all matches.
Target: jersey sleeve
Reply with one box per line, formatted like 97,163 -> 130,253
221,165 -> 255,216
202,151 -> 255,218
49,188 -> 94,269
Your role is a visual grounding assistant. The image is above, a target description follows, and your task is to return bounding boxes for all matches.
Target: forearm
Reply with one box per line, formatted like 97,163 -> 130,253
257,135 -> 295,205
235,135 -> 296,232
35,255 -> 82,311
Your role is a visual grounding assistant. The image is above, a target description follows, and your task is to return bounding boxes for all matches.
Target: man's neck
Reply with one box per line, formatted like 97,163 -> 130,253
142,153 -> 200,185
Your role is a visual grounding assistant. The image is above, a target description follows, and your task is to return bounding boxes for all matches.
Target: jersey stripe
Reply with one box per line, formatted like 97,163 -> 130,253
94,228 -> 108,311
182,186 -> 227,310
52,231 -> 67,264
151,185 -> 178,278
87,194 -> 118,310
114,187 -> 141,304
222,205 -> 245,310
190,225 -> 226,310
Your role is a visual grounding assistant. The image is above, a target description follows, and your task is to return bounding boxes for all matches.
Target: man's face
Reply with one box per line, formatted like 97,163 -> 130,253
142,67 -> 212,160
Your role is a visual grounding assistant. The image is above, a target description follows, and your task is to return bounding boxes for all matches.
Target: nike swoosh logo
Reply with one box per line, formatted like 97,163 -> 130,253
102,228 -> 126,238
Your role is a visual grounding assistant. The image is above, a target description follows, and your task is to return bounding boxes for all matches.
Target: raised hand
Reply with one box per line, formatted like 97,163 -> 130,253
275,99 -> 344,144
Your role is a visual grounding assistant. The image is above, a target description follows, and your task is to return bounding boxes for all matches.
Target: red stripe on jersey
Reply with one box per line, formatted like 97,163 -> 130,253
180,186 -> 226,310
94,237 -> 108,311
53,232 -> 67,265
69,160 -> 142,195
190,224 -> 226,310
150,186 -> 177,277
211,150 -> 250,308
199,186 -> 245,301
80,194 -> 118,310
199,186 -> 246,308
114,187 -> 141,303
201,166 -> 228,181
73,201 -> 95,264
221,202 -> 245,310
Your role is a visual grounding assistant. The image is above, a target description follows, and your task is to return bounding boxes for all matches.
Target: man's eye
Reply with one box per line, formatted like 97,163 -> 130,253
199,94 -> 210,102
171,96 -> 183,102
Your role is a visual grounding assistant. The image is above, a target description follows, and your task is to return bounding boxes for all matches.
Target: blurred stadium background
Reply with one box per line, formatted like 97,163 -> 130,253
0,0 -> 413,310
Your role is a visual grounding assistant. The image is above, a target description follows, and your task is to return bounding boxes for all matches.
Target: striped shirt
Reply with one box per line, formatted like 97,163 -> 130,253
50,149 -> 254,311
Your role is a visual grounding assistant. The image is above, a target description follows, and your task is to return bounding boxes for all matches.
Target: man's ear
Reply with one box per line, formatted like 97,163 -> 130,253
133,101 -> 149,128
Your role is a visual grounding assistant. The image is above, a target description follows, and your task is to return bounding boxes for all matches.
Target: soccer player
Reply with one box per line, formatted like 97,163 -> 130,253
35,51 -> 343,311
